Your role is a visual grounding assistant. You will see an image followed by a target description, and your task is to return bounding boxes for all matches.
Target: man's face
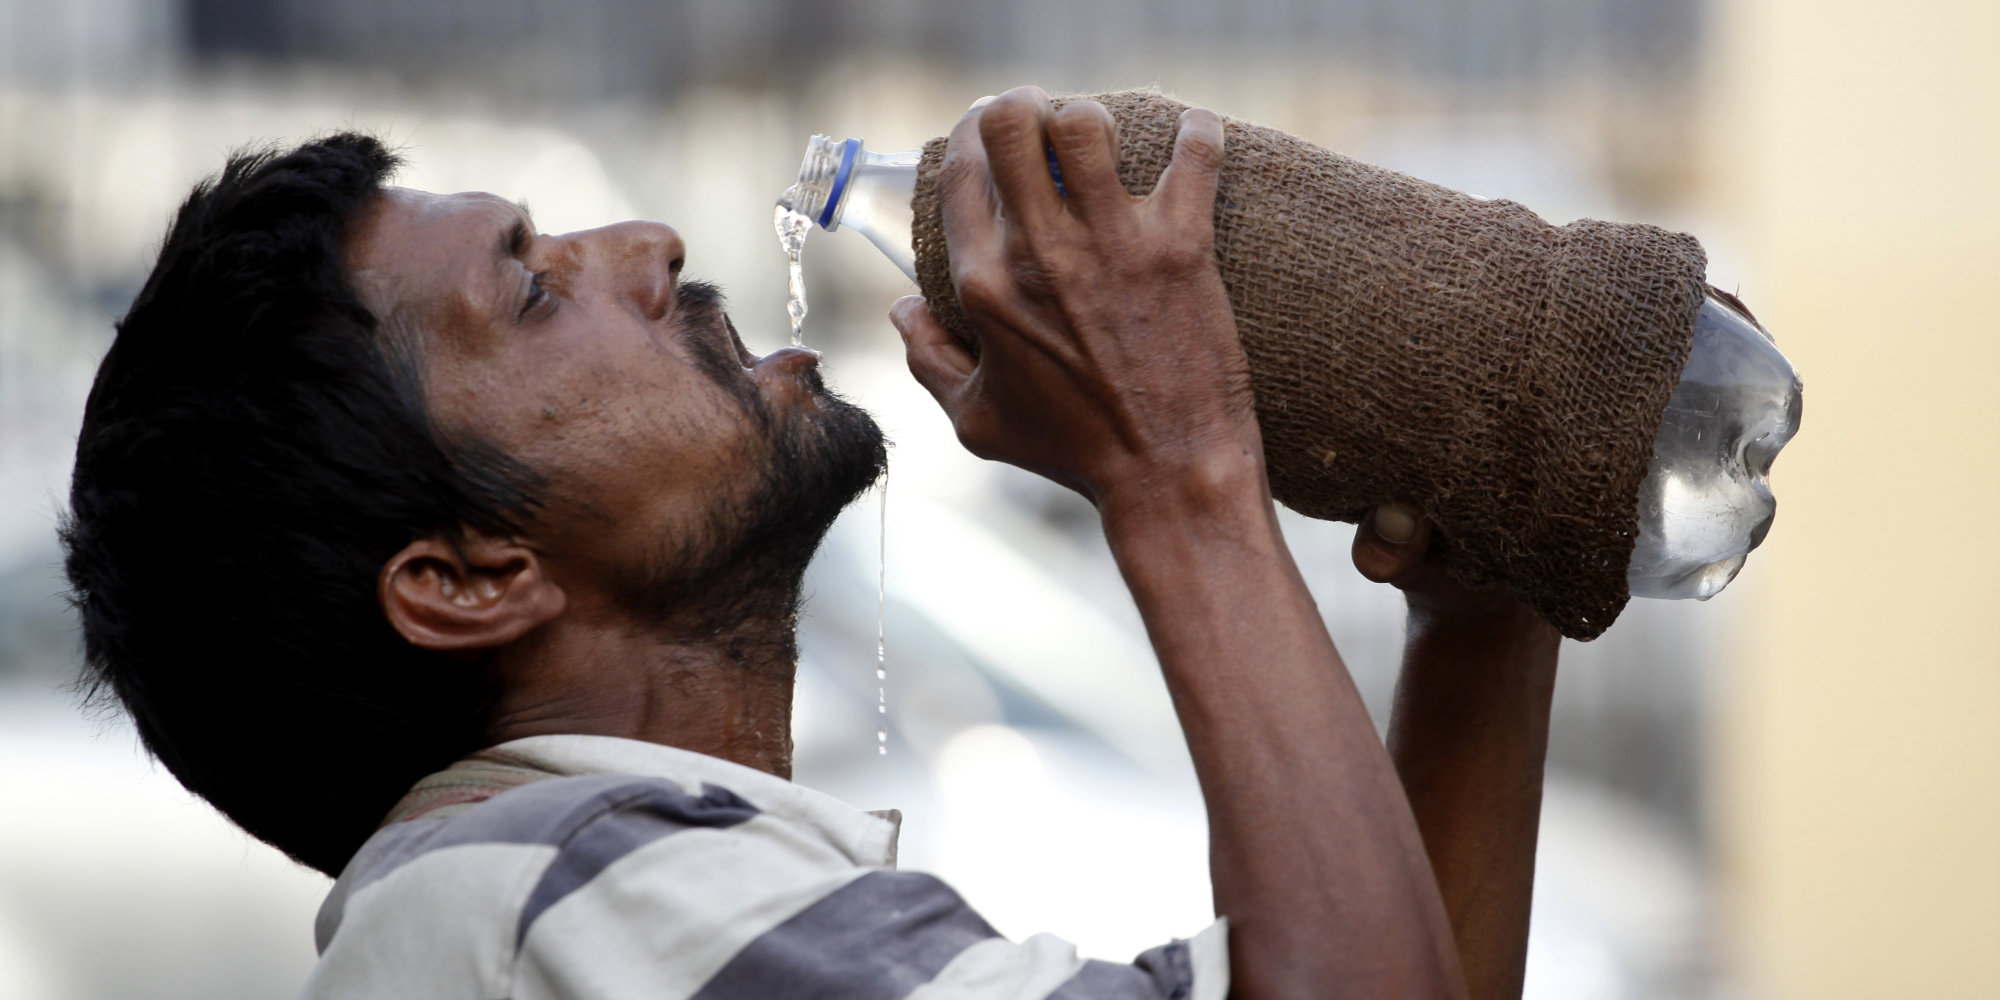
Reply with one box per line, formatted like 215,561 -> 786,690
345,187 -> 885,627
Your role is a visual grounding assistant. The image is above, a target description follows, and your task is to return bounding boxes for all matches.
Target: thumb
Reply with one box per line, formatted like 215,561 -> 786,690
1352,504 -> 1431,585
891,295 -> 975,407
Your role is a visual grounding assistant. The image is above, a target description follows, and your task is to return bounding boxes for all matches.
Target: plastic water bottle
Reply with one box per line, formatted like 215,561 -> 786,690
1627,292 -> 1803,599
781,136 -> 922,281
780,136 -> 1804,601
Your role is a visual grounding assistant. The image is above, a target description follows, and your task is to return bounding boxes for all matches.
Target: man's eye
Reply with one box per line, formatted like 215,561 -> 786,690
523,271 -> 551,316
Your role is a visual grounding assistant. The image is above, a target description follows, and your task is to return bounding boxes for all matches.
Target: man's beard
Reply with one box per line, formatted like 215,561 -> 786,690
616,280 -> 888,636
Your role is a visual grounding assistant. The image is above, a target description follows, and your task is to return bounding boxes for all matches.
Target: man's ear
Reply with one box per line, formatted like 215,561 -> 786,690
379,533 -> 566,652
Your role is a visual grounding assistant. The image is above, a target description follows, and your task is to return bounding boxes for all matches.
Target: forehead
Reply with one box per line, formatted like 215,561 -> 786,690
344,187 -> 522,325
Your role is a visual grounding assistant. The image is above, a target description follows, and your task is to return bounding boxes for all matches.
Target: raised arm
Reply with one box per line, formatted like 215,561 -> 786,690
1353,508 -> 1562,1000
891,86 -> 1466,1000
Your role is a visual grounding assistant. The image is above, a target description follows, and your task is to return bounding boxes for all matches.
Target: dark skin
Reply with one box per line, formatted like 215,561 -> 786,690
1357,507 -> 1563,1000
893,86 -> 1558,999
346,84 -> 1559,1000
346,190 -> 826,774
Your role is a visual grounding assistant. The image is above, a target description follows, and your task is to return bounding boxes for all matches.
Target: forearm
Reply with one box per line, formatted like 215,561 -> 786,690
898,87 -> 1463,998
1101,458 -> 1466,1000
1386,605 -> 1560,1000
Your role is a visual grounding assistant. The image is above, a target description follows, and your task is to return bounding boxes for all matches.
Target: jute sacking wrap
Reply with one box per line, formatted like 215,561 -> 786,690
910,90 -> 1708,640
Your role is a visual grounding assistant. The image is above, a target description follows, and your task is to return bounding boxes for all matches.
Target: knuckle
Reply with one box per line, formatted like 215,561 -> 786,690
954,271 -> 1011,315
1157,238 -> 1217,276
1009,249 -> 1064,295
1174,129 -> 1225,173
1048,102 -> 1108,143
1000,84 -> 1051,107
938,154 -> 988,198
978,97 -> 1041,138
953,413 -> 1002,461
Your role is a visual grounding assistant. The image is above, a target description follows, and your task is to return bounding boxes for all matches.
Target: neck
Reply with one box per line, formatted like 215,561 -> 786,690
483,605 -> 801,778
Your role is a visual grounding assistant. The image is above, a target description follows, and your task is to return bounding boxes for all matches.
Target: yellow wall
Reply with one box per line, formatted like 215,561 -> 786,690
1712,0 -> 2000,996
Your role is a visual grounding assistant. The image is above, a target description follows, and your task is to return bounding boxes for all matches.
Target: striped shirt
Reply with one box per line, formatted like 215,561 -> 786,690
302,734 -> 1228,1000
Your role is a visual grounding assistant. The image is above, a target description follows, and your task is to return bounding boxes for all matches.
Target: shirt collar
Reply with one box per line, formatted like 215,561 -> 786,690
381,734 -> 900,869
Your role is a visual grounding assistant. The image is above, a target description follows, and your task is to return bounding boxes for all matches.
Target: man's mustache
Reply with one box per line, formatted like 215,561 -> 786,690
675,278 -> 726,318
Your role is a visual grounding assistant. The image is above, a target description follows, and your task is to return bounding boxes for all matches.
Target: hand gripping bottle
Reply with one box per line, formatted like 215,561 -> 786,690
781,120 -> 1802,626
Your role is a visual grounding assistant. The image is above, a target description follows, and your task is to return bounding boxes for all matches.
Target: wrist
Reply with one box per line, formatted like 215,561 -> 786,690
1096,444 -> 1271,540
1405,596 -> 1546,635
1402,599 -> 1561,687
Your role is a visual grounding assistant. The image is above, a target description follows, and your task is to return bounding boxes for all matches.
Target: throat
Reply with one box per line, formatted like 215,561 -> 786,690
482,615 -> 801,779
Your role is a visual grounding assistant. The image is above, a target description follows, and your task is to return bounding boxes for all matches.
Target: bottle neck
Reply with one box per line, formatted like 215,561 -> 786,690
780,137 -> 923,282
817,138 -> 862,230
782,135 -> 857,232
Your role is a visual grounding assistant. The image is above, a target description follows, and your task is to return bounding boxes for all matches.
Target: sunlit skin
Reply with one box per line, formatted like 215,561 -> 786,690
345,188 -> 840,777
341,82 -> 1559,1000
886,86 -> 1558,1000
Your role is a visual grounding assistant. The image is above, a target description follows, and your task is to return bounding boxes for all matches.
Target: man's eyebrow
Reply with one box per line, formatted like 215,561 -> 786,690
497,199 -> 535,260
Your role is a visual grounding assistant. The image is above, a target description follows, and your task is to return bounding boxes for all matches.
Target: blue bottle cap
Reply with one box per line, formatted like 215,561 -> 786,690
819,138 -> 862,229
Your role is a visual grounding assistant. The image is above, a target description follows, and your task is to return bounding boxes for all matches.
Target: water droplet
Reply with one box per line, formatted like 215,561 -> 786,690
875,472 -> 889,756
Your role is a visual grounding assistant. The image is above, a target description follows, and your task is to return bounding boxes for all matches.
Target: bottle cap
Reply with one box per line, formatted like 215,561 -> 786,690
819,138 -> 862,230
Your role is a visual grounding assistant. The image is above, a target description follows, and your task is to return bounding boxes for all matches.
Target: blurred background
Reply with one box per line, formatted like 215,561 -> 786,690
0,0 -> 1993,997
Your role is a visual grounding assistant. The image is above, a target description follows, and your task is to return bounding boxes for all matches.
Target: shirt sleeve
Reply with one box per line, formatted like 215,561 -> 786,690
901,919 -> 1231,1000
508,792 -> 1229,1000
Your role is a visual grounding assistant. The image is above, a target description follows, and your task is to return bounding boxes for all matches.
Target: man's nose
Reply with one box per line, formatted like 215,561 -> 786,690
585,221 -> 685,321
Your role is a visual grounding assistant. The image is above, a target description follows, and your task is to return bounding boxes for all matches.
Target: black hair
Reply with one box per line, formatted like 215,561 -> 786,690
61,133 -> 542,875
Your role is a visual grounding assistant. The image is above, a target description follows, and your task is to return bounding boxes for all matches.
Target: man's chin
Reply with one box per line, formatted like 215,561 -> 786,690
612,396 -> 884,633
792,387 -> 887,515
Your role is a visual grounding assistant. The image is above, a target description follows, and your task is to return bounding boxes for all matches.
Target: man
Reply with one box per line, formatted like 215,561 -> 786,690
62,87 -> 1560,999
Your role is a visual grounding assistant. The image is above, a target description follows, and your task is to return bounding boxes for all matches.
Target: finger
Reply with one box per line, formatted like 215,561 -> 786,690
1352,504 -> 1432,585
1150,107 -> 1226,229
978,86 -> 1063,231
940,96 -> 1002,268
891,295 -> 976,407
1375,504 -> 1420,544
1047,100 -> 1130,225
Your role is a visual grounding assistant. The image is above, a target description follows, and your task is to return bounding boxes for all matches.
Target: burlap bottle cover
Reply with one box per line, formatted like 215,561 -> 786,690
910,90 -> 1708,640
